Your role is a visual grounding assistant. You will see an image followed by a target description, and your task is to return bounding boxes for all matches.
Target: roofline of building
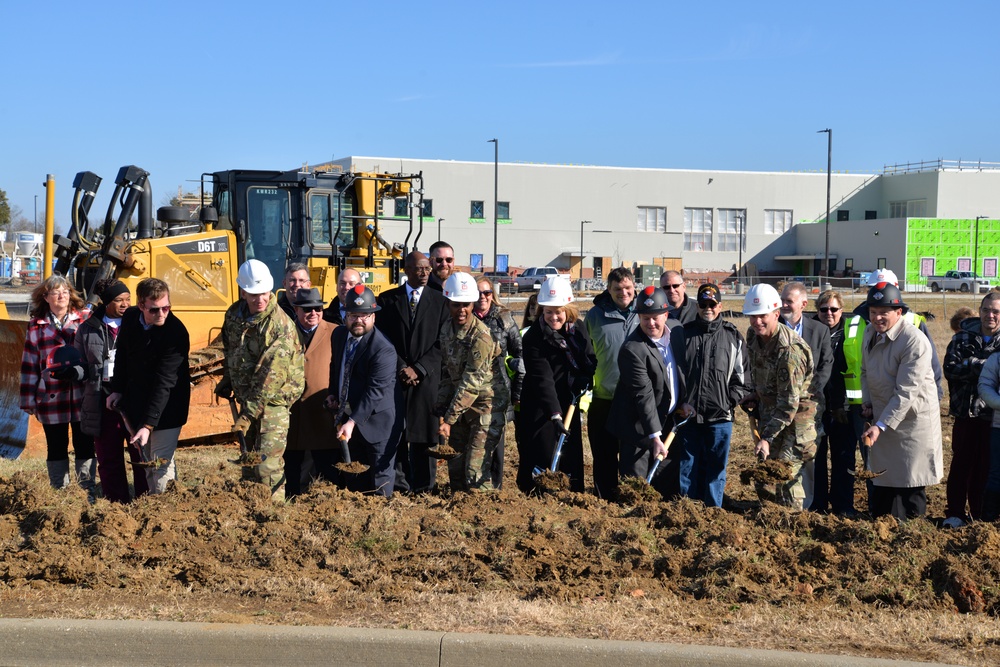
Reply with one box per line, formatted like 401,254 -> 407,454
329,156 -> 875,178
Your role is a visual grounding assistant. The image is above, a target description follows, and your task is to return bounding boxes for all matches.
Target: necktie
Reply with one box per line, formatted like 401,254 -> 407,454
339,337 -> 359,417
409,289 -> 419,317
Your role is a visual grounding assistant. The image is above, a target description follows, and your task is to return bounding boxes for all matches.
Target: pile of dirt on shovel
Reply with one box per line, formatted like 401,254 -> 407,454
2,462 -> 1000,618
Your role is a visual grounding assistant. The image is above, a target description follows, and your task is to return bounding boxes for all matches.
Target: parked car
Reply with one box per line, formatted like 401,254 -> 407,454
480,271 -> 516,295
513,266 -> 564,292
926,270 -> 991,293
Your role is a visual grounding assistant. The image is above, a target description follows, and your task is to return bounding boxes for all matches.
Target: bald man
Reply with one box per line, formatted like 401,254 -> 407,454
323,268 -> 362,325
376,252 -> 450,493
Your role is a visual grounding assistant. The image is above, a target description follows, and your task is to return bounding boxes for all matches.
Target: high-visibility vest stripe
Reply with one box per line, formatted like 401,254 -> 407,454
842,315 -> 865,405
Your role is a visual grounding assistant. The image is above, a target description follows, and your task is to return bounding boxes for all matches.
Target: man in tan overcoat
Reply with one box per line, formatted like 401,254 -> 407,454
285,287 -> 339,497
861,283 -> 943,520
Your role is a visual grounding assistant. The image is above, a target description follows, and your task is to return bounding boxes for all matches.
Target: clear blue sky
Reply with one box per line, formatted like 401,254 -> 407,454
2,0 -> 997,229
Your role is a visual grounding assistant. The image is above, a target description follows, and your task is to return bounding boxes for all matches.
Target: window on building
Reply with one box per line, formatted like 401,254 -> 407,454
764,209 -> 793,234
865,210 -> 877,220
717,209 -> 746,252
498,201 -> 510,219
837,210 -> 849,221
637,206 -> 666,232
889,199 -> 927,218
394,198 -> 408,218
683,208 -> 712,251
470,200 -> 484,219
421,199 -> 433,217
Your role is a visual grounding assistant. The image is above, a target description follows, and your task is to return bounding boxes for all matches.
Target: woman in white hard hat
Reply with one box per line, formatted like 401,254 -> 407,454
517,276 -> 596,493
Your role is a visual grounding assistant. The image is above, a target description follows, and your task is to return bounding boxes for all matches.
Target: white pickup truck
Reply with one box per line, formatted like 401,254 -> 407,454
927,271 -> 991,293
514,266 -> 568,292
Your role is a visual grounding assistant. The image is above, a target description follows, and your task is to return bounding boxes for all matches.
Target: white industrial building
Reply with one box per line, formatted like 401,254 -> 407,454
328,156 -> 1000,281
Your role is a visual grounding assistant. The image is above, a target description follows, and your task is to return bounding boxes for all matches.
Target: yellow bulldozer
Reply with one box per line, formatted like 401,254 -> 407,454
0,164 -> 428,458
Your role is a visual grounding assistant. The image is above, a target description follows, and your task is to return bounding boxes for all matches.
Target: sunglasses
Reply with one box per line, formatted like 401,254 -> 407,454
698,301 -> 719,308
433,257 -> 455,264
663,283 -> 683,290
144,304 -> 171,314
300,306 -> 323,313
479,290 -> 493,296
818,306 -> 841,313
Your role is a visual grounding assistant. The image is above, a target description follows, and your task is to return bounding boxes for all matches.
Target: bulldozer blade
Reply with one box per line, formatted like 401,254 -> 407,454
0,318 -> 29,459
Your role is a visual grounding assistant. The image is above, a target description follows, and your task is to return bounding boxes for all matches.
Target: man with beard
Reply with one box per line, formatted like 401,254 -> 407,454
428,241 -> 455,291
326,285 -> 398,496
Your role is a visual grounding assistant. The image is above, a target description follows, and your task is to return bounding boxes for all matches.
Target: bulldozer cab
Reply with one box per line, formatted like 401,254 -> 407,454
209,168 -> 424,297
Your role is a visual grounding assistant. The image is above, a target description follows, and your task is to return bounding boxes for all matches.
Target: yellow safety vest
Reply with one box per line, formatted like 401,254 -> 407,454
843,310 -> 925,405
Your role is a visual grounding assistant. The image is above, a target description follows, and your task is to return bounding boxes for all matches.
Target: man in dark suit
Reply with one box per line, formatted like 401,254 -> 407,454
325,285 -> 398,497
323,268 -> 362,325
376,251 -> 450,493
779,281 -> 833,509
610,285 -> 693,499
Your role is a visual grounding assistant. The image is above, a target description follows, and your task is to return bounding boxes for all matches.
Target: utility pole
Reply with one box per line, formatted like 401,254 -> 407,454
818,129 -> 832,279
488,139 -> 498,272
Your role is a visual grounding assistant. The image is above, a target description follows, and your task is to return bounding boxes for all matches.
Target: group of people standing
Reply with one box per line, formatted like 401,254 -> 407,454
20,275 -> 190,502
20,256 -> 985,524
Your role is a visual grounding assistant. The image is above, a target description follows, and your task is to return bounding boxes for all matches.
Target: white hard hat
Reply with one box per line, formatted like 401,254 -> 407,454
868,268 -> 898,287
237,259 -> 274,294
537,276 -> 574,306
742,283 -> 781,316
443,272 -> 478,302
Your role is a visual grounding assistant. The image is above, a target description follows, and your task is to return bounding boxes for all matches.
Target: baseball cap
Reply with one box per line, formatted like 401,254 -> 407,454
697,284 -> 721,305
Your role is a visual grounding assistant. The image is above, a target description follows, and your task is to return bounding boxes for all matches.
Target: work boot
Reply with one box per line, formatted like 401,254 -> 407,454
75,458 -> 97,494
981,490 -> 1000,522
46,459 -> 71,489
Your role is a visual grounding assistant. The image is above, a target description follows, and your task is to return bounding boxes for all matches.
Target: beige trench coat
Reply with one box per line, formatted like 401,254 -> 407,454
860,316 -> 943,488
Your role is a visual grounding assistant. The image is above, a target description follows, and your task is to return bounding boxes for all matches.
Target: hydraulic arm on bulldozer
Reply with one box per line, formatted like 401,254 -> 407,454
0,164 -> 426,457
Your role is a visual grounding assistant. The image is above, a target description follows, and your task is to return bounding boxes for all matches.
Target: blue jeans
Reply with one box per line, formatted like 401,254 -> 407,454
986,427 -> 1000,493
678,422 -> 732,507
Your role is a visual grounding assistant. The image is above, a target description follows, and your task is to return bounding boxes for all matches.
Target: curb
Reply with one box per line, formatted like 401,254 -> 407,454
0,618 -> 958,667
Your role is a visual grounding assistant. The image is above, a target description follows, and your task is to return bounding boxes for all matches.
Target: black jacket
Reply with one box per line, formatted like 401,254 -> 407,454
322,296 -> 345,325
375,284 -> 450,442
943,316 -> 1000,419
681,317 -> 751,424
785,316 -> 834,400
519,319 -> 596,436
110,306 -> 191,432
667,294 -> 698,324
608,324 -> 687,444
812,315 -> 848,415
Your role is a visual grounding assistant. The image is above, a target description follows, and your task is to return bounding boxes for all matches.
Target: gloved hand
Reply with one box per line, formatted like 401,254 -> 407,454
215,379 -> 233,400
50,365 -> 85,382
551,414 -> 570,436
232,414 -> 252,437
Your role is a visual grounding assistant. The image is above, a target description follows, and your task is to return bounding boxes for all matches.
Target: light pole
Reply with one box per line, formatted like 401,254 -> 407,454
736,211 -> 744,294
975,215 -> 988,276
580,220 -> 593,280
34,195 -> 38,234
437,217 -> 444,242
818,128 -> 832,279
488,138 -> 498,272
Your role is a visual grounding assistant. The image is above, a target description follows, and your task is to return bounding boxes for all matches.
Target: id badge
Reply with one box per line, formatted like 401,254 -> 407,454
103,349 -> 117,382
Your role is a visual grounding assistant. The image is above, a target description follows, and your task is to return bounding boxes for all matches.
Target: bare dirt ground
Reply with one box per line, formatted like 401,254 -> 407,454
1,294 -> 999,665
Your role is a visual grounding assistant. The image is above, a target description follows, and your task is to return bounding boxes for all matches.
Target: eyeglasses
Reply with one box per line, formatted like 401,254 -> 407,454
479,290 -> 493,296
47,290 -> 70,297
818,306 -> 841,314
144,304 -> 171,314
433,257 -> 455,264
346,312 -> 373,321
663,283 -> 683,290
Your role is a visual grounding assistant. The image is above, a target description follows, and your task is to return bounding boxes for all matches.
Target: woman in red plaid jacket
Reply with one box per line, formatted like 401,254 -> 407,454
19,275 -> 95,490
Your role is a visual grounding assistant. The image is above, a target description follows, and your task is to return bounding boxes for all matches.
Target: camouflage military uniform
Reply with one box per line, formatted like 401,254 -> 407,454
747,323 -> 817,509
477,306 -> 525,485
436,316 -> 498,491
221,296 -> 305,495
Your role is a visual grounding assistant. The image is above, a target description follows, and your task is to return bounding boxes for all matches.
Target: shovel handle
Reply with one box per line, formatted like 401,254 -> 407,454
748,414 -> 761,441
861,422 -> 873,448
338,437 -> 353,464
